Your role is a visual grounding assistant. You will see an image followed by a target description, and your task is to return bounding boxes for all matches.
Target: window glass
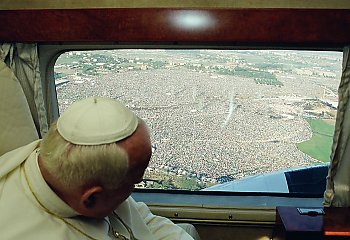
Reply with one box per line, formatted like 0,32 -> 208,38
55,50 -> 342,192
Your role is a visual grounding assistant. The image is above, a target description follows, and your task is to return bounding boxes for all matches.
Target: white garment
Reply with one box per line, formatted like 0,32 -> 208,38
0,141 -> 194,240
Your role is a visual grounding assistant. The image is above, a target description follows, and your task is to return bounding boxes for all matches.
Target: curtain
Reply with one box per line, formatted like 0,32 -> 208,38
0,43 -> 48,137
0,43 -> 48,156
324,47 -> 350,207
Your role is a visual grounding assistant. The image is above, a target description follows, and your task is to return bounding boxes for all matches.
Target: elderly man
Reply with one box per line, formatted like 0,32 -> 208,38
0,97 -> 200,240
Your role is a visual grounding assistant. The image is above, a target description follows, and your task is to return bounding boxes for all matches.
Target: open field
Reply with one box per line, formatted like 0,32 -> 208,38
297,118 -> 335,162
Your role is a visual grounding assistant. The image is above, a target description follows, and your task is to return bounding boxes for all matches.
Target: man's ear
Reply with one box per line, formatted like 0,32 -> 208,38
80,186 -> 103,209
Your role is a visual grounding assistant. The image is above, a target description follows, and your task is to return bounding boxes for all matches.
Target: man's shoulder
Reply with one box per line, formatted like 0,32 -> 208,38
0,140 -> 41,178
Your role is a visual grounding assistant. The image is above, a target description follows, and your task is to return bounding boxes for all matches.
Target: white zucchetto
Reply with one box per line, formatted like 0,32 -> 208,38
57,97 -> 138,145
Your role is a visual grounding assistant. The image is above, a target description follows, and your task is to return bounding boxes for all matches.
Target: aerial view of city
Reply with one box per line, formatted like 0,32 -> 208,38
55,49 -> 342,190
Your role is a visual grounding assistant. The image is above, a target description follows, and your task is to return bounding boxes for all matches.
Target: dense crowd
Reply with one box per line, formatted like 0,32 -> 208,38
57,69 -> 333,183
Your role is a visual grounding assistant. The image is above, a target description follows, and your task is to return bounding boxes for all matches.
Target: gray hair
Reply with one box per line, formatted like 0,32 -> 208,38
40,122 -> 129,189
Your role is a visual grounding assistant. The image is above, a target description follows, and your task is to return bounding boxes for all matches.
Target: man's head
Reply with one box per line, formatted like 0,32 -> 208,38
39,97 -> 152,218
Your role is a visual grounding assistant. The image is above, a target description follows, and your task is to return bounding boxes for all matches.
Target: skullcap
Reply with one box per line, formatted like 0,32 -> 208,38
57,97 -> 138,145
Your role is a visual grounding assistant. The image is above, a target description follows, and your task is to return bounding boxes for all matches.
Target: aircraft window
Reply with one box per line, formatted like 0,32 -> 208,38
55,49 -> 342,194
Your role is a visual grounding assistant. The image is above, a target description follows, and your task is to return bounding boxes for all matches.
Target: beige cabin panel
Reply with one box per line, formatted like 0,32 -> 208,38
0,61 -> 38,156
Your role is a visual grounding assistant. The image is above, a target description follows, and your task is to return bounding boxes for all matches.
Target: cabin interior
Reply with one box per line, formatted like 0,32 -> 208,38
1,1 -> 350,239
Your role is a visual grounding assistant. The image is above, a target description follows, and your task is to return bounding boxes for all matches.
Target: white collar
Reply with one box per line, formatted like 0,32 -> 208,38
23,149 -> 78,218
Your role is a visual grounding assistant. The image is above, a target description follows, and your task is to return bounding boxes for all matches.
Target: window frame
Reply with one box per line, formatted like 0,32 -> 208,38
32,7 -> 349,210
43,45 -> 338,206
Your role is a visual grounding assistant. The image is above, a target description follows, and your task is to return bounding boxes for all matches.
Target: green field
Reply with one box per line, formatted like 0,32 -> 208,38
297,118 -> 335,162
